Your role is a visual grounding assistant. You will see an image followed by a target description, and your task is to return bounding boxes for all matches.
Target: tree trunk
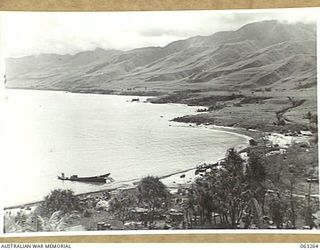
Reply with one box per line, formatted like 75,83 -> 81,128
224,214 -> 229,225
262,193 -> 266,214
290,192 -> 296,227
151,208 -> 155,224
206,210 -> 212,224
231,203 -> 236,228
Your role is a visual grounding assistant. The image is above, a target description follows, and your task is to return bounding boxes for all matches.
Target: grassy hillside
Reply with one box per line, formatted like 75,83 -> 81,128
5,20 -> 317,132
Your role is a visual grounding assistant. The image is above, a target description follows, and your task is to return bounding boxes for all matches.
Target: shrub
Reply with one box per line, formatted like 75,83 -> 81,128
39,189 -> 81,217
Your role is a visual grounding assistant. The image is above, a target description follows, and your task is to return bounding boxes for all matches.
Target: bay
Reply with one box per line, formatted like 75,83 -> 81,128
0,89 -> 248,207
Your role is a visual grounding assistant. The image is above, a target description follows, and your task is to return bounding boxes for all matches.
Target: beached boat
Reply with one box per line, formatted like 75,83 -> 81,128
57,173 -> 111,183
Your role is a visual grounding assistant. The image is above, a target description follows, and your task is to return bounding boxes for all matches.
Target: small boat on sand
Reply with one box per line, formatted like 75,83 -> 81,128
58,173 -> 111,183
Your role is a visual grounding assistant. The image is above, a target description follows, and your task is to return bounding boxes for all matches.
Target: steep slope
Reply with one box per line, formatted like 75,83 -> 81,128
5,20 -> 316,93
186,40 -> 316,88
163,20 -> 314,50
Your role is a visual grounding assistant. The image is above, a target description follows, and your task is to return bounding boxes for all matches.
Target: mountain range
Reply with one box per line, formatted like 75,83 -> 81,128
5,20 -> 316,94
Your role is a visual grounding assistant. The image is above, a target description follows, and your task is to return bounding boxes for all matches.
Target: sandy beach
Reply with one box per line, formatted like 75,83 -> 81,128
3,10 -> 318,233
4,124 -> 254,213
3,106 -> 319,232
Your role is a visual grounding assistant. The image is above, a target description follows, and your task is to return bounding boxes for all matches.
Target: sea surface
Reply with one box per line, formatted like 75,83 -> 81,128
0,89 -> 248,207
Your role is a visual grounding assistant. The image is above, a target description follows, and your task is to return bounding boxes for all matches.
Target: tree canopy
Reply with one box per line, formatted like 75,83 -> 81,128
137,176 -> 170,223
109,190 -> 138,224
39,189 -> 81,217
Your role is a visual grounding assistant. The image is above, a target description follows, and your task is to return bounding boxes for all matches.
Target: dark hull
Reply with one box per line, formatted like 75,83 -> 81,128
83,173 -> 110,179
57,173 -> 110,183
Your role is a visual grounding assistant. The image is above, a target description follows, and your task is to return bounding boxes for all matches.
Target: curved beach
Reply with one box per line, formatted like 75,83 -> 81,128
2,89 -> 252,208
4,123 -> 253,210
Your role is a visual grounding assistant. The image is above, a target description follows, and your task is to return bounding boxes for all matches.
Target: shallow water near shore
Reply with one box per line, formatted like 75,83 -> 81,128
0,89 -> 248,207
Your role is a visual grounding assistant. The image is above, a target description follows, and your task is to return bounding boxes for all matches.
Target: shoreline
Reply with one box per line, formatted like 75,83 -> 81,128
4,125 -> 253,211
4,86 -> 164,97
3,88 -> 256,211
4,87 -> 263,138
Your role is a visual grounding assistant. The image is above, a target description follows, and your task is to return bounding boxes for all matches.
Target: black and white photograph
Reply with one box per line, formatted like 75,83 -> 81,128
0,8 -> 319,234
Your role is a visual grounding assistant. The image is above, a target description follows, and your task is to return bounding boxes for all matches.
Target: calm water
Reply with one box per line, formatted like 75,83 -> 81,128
0,89 -> 247,207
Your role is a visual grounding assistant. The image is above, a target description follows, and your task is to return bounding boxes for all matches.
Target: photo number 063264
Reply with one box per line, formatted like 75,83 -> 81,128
0,8 -> 319,234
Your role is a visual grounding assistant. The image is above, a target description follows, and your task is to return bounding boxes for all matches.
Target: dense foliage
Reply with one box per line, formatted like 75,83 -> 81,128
137,176 -> 170,223
186,148 -> 251,228
39,189 -> 81,217
5,142 -> 317,232
109,190 -> 138,224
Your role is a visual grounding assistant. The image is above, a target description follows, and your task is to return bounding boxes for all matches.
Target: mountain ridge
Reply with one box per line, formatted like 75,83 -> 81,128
5,19 -> 317,132
6,20 -> 316,94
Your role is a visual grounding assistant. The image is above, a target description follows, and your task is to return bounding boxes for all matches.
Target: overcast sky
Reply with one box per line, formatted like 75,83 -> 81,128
1,8 -> 318,58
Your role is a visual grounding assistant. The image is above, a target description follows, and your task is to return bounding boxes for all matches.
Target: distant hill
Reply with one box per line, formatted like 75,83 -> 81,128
6,20 -> 316,93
